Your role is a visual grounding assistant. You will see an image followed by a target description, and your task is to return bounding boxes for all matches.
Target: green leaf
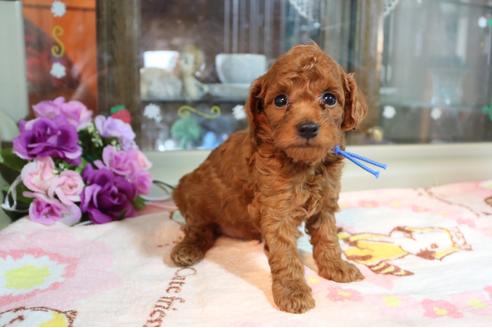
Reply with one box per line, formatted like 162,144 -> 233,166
79,129 -> 104,163
132,196 -> 146,210
0,147 -> 27,170
75,158 -> 88,174
1,184 -> 31,222
0,147 -> 27,184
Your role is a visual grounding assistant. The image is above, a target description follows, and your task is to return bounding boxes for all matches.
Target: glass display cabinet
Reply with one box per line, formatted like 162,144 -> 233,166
20,0 -> 492,152
1,0 -> 491,229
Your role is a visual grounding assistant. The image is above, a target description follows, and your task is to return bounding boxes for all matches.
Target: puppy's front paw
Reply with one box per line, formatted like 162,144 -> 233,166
170,242 -> 205,267
272,280 -> 315,314
319,260 -> 364,283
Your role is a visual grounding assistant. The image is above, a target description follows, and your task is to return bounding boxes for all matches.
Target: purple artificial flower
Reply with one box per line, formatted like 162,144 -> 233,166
13,116 -> 82,165
81,164 -> 137,224
28,193 -> 81,226
33,96 -> 93,130
94,115 -> 136,150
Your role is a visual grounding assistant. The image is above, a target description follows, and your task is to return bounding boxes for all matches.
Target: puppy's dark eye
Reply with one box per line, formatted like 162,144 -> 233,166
274,95 -> 288,107
322,92 -> 337,107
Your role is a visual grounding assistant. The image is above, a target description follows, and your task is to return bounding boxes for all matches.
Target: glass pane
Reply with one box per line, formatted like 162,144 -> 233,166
23,0 -> 98,112
379,0 -> 492,143
20,0 -> 492,151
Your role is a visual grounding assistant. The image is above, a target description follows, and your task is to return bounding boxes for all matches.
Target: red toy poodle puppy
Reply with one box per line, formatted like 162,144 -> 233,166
170,43 -> 367,313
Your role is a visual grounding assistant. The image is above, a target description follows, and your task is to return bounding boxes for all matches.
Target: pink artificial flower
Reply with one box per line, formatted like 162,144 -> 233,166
421,299 -> 462,319
99,146 -> 152,196
28,193 -> 81,226
48,170 -> 84,204
33,96 -> 93,130
33,96 -> 64,119
60,99 -> 93,130
485,286 -> 492,300
101,145 -> 134,176
326,287 -> 363,302
101,146 -> 152,177
95,115 -> 136,150
129,149 -> 152,171
21,157 -> 56,193
129,170 -> 152,195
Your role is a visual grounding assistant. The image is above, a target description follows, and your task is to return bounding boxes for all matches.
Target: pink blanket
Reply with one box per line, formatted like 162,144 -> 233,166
1,180 -> 492,326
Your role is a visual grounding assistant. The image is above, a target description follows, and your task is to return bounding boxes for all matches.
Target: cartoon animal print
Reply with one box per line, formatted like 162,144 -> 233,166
0,306 -> 77,327
485,196 -> 492,207
338,226 -> 472,276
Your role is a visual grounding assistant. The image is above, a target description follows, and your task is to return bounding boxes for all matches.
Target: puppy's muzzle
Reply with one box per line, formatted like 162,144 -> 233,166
297,121 -> 320,139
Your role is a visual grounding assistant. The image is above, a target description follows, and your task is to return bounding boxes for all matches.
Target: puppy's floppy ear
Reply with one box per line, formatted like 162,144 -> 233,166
245,77 -> 265,144
342,73 -> 368,131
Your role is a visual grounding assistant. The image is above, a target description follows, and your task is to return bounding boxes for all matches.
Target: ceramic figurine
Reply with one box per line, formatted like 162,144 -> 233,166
140,67 -> 182,100
179,46 -> 208,100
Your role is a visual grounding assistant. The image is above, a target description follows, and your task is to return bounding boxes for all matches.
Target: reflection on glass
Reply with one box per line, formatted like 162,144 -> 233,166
21,0 -> 492,150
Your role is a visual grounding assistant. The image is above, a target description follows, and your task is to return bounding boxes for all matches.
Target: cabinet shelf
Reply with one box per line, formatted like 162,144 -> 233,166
141,97 -> 246,104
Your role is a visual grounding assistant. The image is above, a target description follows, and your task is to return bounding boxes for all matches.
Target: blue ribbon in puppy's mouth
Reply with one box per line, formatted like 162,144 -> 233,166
333,145 -> 388,178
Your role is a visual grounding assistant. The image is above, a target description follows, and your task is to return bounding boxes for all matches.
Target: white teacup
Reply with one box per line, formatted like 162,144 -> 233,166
215,53 -> 267,84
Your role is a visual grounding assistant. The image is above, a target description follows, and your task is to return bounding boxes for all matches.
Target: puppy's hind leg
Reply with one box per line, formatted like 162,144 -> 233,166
171,222 -> 218,267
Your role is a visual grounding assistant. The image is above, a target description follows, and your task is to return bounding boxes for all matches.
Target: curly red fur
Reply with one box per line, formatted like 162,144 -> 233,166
170,44 -> 368,313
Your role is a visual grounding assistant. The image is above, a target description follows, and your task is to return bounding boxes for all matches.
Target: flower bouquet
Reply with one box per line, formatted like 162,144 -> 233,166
0,97 -> 152,225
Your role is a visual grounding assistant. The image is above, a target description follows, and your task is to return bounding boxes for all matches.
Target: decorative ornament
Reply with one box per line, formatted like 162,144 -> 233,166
382,106 -> 396,119
110,105 -> 132,124
170,115 -> 202,149
478,17 -> 488,28
481,103 -> 492,121
177,105 -> 221,120
232,105 -> 246,120
143,104 -> 162,123
50,24 -> 65,79
431,107 -> 442,120
50,62 -> 66,79
51,0 -> 66,18
367,126 -> 384,143
51,25 -> 65,58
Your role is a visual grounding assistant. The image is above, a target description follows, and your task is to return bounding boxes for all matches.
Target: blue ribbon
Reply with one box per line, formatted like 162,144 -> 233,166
334,145 -> 388,178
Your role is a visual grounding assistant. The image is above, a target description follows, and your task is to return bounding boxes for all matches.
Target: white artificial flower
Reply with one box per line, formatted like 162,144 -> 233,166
383,105 -> 396,119
431,107 -> 442,120
51,0 -> 66,17
143,103 -> 162,123
232,105 -> 246,120
50,62 -> 66,79
478,17 -> 487,28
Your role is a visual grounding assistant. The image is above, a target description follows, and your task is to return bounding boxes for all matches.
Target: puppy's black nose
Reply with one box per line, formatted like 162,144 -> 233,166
297,121 -> 320,139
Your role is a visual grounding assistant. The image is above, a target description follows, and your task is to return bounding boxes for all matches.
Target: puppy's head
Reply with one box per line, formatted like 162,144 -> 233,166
246,44 -> 367,165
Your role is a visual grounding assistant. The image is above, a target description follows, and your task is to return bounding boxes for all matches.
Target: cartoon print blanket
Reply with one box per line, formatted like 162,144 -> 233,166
1,180 -> 492,326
